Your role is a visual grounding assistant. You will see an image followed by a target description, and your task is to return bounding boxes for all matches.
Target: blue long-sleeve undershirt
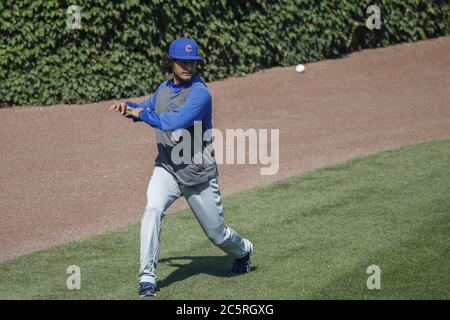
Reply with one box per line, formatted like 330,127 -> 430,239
125,79 -> 211,131
125,95 -> 155,111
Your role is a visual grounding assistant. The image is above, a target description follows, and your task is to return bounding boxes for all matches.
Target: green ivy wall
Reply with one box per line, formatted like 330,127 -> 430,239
0,0 -> 448,106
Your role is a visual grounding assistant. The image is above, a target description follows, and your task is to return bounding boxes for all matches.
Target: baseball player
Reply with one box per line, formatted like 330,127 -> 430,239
109,38 -> 253,297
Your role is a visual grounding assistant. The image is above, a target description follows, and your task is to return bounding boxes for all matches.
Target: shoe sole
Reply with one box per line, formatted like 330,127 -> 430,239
139,292 -> 157,297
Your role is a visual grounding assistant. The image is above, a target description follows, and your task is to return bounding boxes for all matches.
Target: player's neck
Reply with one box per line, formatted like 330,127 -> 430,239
172,75 -> 181,85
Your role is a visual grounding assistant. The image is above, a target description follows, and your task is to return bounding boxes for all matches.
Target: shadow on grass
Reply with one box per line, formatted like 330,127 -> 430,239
158,255 -> 257,289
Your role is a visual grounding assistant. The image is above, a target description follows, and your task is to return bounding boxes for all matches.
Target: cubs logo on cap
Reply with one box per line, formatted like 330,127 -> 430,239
169,38 -> 203,61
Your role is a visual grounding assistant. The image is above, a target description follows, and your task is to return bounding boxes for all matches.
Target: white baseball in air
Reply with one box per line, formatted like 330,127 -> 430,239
295,64 -> 305,73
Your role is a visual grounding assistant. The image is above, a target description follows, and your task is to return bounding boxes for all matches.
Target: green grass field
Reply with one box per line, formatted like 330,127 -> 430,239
1,139 -> 449,299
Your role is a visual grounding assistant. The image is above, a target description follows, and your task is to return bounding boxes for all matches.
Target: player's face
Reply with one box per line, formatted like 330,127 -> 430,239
172,59 -> 197,83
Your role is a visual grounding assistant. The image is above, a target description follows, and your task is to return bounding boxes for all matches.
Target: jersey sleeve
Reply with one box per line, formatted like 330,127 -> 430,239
125,94 -> 155,111
138,85 -> 211,131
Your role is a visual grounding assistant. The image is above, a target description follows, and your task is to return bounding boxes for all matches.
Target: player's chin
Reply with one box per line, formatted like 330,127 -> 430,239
181,73 -> 193,81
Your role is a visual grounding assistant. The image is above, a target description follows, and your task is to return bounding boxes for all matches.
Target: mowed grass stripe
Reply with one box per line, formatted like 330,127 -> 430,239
0,139 -> 449,299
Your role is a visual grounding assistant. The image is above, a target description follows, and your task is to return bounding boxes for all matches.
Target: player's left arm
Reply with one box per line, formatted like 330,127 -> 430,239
138,86 -> 211,131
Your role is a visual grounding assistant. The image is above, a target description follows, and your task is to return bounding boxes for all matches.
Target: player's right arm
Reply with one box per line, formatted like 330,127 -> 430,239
109,81 -> 166,114
109,95 -> 155,115
138,86 -> 210,131
124,94 -> 155,111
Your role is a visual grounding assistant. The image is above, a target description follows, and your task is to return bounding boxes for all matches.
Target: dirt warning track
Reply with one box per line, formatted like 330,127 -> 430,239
1,36 -> 449,261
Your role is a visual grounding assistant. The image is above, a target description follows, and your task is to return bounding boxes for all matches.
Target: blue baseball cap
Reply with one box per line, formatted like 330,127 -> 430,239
169,38 -> 203,61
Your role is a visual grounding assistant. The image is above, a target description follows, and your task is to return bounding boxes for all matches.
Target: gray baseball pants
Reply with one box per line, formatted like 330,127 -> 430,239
139,166 -> 253,285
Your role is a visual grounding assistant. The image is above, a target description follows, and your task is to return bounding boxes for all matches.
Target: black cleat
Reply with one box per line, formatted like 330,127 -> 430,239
232,245 -> 253,273
138,282 -> 157,297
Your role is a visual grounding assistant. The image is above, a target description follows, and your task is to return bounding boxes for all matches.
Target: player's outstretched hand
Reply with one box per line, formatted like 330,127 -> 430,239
109,102 -> 129,114
109,102 -> 142,122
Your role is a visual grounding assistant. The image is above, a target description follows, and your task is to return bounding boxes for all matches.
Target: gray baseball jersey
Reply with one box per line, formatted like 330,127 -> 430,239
154,80 -> 218,186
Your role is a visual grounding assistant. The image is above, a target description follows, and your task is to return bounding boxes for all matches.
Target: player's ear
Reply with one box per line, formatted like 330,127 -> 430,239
161,55 -> 174,73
